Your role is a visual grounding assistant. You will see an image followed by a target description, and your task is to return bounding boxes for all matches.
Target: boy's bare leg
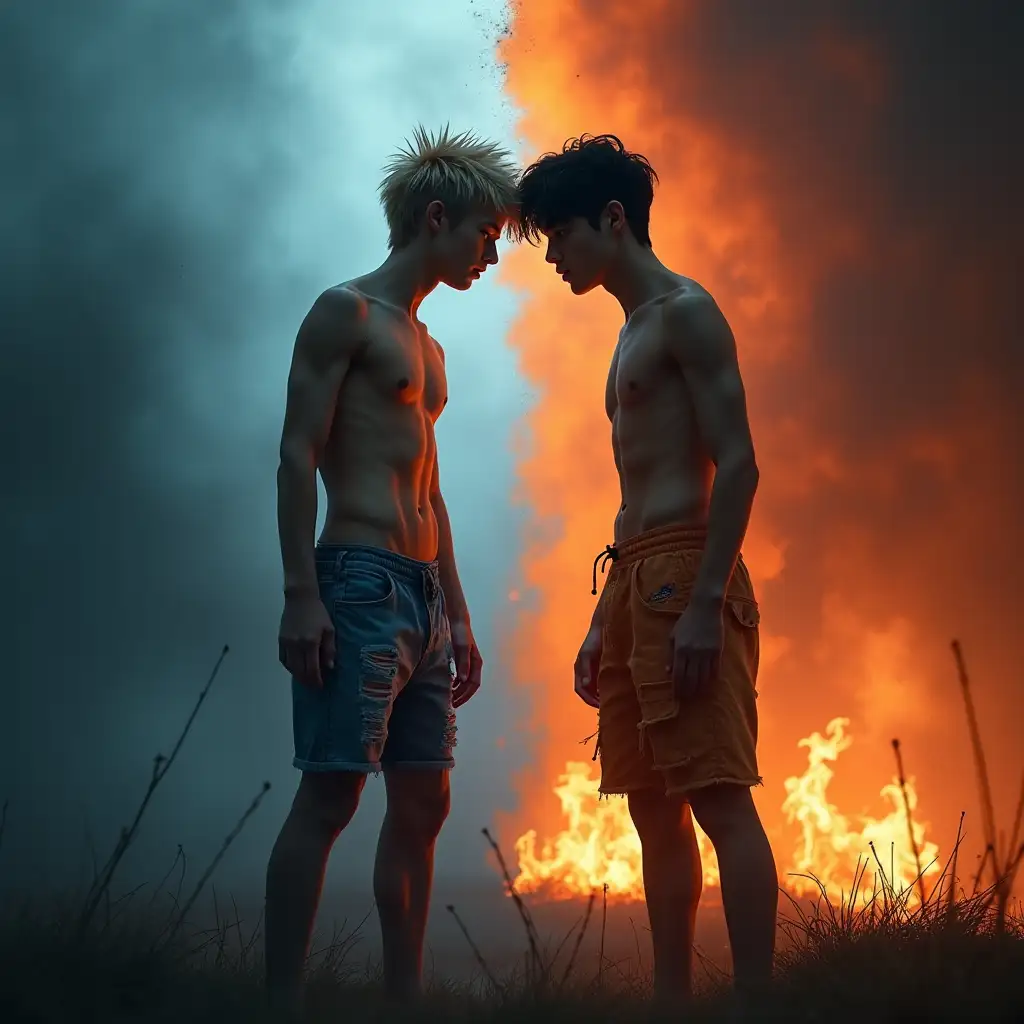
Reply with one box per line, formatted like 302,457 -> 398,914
627,789 -> 704,1001
689,784 -> 778,996
374,768 -> 451,999
264,771 -> 366,1012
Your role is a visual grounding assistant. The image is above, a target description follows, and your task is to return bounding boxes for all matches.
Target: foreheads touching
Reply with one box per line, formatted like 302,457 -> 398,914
378,124 -> 520,249
511,134 -> 659,249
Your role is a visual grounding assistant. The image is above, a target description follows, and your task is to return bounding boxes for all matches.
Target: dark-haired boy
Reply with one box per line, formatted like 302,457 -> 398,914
515,134 -> 779,1006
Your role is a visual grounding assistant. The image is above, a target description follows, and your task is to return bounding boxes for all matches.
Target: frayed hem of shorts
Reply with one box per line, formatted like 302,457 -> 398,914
380,759 -> 456,772
293,757 -> 382,774
665,775 -> 764,797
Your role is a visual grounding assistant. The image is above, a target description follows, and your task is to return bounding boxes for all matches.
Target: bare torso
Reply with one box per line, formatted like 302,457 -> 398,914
607,278 -> 713,543
318,283 -> 447,561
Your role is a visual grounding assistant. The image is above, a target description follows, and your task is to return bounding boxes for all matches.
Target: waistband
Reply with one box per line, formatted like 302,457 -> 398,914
316,543 -> 439,583
591,523 -> 709,594
612,522 -> 708,565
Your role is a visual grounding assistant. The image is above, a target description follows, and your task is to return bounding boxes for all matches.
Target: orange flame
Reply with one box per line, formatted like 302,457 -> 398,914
515,762 -> 719,899
513,717 -> 940,905
781,717 -> 941,901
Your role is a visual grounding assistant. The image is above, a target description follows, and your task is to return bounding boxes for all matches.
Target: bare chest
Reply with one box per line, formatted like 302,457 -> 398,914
362,324 -> 448,421
605,319 -> 671,419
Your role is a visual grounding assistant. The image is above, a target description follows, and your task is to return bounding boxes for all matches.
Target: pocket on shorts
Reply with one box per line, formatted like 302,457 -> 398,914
725,594 -> 760,685
335,563 -> 397,607
627,554 -> 691,721
631,550 -> 700,616
628,553 -> 692,681
635,678 -> 679,724
726,595 -> 760,629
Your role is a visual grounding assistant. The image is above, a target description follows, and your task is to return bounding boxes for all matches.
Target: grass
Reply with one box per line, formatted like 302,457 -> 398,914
1,642 -> 1023,1022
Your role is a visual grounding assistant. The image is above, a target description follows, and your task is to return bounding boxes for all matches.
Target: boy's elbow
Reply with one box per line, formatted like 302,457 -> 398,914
744,451 -> 760,491
278,438 -> 316,475
721,445 -> 759,488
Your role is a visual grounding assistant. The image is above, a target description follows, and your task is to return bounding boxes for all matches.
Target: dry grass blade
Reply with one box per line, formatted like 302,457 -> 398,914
306,910 -> 370,985
951,640 -> 998,878
148,844 -> 186,910
77,645 -> 230,934
598,882 -> 608,985
945,812 -> 966,921
446,904 -> 501,992
950,639 -> 1024,934
481,826 -> 541,982
892,738 -> 926,906
973,844 -> 995,896
161,779 -> 270,947
1007,770 -> 1024,863
558,890 -> 596,989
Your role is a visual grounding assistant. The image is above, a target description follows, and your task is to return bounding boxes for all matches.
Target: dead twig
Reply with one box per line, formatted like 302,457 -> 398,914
598,882 -> 608,986
892,738 -> 926,907
446,904 -> 501,993
482,826 -> 542,984
77,645 -> 230,935
559,890 -> 596,989
161,779 -> 271,947
951,640 -> 998,880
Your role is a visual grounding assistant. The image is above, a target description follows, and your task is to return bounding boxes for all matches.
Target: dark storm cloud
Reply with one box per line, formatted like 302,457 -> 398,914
0,0 -> 318,887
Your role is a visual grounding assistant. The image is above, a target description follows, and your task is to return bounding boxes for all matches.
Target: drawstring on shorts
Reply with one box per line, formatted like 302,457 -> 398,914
591,543 -> 619,595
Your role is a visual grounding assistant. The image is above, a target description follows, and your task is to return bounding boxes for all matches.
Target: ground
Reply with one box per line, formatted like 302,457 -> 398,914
2,868 -> 1022,1023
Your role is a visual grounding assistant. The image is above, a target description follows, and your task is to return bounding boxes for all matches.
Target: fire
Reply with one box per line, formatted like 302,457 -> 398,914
514,717 -> 941,906
514,761 -> 720,899
781,716 -> 941,901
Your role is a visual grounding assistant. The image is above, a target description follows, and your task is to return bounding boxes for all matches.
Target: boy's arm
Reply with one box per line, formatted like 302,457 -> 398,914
430,457 -> 483,706
430,459 -> 469,623
277,287 -> 362,596
665,292 -> 759,610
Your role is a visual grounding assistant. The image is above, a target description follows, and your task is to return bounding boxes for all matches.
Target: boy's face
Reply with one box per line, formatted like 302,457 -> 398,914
428,203 -> 505,291
542,215 -> 615,296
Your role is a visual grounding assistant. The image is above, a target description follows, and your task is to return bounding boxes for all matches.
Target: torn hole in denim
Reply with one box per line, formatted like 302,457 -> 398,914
358,644 -> 398,752
442,707 -> 458,756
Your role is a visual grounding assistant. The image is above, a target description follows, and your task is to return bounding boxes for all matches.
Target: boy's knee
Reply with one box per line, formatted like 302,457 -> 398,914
293,770 -> 365,837
386,771 -> 451,843
627,788 -> 689,846
689,783 -> 760,841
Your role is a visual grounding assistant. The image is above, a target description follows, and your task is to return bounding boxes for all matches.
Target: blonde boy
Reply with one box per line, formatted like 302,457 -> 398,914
266,126 -> 518,1009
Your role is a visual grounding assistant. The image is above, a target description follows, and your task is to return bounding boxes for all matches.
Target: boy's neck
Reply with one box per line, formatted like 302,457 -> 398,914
604,242 -> 680,320
364,241 -> 440,319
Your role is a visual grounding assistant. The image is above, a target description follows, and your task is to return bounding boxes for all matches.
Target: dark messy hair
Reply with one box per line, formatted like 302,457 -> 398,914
512,134 -> 659,247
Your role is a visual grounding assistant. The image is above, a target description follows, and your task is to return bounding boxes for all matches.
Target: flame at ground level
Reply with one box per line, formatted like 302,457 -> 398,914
513,717 -> 941,906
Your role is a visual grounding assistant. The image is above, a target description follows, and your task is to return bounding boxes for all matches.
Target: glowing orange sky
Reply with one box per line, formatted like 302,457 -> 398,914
493,0 -> 1024,886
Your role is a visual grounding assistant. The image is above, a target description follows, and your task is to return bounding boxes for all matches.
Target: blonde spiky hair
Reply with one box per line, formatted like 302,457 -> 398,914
379,124 -> 520,249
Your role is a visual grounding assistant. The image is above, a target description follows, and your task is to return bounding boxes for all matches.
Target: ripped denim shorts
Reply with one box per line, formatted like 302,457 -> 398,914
291,544 -> 458,773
